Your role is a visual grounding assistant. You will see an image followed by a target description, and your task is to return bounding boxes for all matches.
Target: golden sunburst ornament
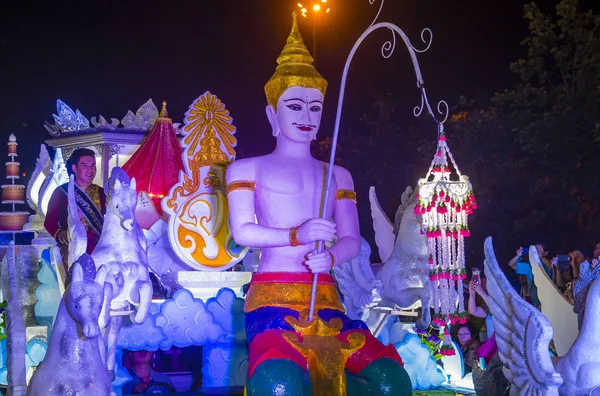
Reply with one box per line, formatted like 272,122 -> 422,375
182,91 -> 237,158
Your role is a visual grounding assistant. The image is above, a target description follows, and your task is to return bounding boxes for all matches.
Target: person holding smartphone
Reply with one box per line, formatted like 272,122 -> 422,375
468,270 -> 494,339
508,246 -> 541,308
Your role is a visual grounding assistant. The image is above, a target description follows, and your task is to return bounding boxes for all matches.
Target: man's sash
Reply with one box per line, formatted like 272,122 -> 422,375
59,183 -> 104,236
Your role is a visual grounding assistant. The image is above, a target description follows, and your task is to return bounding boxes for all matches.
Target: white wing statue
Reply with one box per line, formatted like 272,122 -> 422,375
393,186 -> 415,236
334,185 -> 431,329
369,186 -> 395,263
483,237 -> 563,395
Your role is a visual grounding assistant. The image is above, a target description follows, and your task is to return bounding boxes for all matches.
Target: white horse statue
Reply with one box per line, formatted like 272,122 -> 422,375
484,237 -> 600,396
27,255 -> 113,396
69,167 -> 152,377
334,186 -> 431,330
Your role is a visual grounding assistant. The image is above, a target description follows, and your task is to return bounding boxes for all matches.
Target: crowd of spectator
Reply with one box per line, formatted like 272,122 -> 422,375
506,242 -> 600,329
449,241 -> 600,395
452,268 -> 509,395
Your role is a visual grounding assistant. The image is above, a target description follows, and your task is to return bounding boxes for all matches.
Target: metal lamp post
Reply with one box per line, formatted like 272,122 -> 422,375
297,1 -> 331,66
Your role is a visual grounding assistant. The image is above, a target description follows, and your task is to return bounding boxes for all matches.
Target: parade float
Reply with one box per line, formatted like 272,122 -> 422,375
0,1 -> 513,395
1,94 -> 253,395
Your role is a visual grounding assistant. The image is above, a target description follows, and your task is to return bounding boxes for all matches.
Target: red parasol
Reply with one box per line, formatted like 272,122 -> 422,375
123,101 -> 184,215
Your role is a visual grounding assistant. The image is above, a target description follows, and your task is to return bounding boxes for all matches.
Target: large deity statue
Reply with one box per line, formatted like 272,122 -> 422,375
226,13 -> 411,396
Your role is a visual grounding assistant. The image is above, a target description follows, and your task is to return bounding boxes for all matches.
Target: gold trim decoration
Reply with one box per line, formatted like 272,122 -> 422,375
225,180 -> 255,195
162,92 -> 247,271
86,184 -> 102,212
244,281 -> 345,316
336,189 -> 357,203
182,92 -> 236,158
289,226 -> 300,247
264,12 -> 327,110
284,316 -> 365,396
158,100 -> 170,120
203,167 -> 221,189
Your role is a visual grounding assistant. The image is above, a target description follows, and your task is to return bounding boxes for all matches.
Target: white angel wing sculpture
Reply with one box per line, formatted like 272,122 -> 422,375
67,175 -> 88,268
394,186 -> 415,235
369,186 -> 395,263
483,237 -> 563,395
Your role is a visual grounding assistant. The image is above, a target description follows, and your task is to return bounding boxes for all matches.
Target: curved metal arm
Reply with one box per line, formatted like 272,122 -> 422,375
309,5 -> 449,322
322,20 -> 449,224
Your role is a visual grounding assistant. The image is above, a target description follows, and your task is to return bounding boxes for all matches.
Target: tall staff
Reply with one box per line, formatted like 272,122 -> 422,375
308,0 -> 448,321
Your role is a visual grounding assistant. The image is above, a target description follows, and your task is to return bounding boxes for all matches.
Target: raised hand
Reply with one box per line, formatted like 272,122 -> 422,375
568,252 -> 576,267
296,218 -> 336,245
469,280 -> 483,296
469,280 -> 477,295
516,247 -> 524,257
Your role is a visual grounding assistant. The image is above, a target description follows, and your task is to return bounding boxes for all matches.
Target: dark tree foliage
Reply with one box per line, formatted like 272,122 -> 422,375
465,0 -> 600,259
311,93 -> 427,262
316,0 -> 600,265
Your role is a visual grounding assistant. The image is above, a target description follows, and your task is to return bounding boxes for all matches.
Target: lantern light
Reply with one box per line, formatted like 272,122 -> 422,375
416,124 -> 476,355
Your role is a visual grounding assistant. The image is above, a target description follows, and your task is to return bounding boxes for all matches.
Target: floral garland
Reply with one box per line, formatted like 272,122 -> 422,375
416,125 -> 476,354
416,325 -> 455,360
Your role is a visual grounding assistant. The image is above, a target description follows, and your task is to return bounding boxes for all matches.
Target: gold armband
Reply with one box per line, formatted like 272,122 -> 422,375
289,226 -> 301,247
226,180 -> 255,194
336,189 -> 357,203
329,251 -> 335,267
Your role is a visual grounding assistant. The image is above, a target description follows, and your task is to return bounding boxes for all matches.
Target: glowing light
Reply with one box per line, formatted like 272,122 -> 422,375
300,2 -> 331,18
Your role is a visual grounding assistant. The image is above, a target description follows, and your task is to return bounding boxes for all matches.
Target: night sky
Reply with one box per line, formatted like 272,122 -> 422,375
0,0 -> 535,178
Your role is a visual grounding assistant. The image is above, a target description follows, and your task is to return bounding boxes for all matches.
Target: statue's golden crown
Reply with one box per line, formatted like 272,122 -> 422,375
264,12 -> 328,110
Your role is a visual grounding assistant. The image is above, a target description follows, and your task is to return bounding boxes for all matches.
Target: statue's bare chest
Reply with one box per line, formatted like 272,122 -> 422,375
254,160 -> 335,221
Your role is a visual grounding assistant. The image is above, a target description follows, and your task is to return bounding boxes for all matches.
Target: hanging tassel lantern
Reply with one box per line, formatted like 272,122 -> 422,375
415,124 -> 477,355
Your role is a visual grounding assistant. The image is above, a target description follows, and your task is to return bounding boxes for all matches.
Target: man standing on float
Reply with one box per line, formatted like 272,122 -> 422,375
44,148 -> 106,274
226,13 -> 411,396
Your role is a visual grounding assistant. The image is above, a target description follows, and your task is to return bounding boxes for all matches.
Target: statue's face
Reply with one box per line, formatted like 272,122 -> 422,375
270,86 -> 323,143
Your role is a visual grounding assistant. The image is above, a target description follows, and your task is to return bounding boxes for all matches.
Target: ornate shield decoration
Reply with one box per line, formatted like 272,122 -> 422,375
163,92 -> 248,271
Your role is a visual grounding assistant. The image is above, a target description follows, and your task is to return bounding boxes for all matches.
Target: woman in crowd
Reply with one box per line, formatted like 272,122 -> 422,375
456,323 -> 481,374
468,272 -> 510,396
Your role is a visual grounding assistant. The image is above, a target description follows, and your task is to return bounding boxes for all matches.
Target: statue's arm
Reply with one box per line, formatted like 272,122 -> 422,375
226,161 -> 294,248
330,166 -> 361,265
